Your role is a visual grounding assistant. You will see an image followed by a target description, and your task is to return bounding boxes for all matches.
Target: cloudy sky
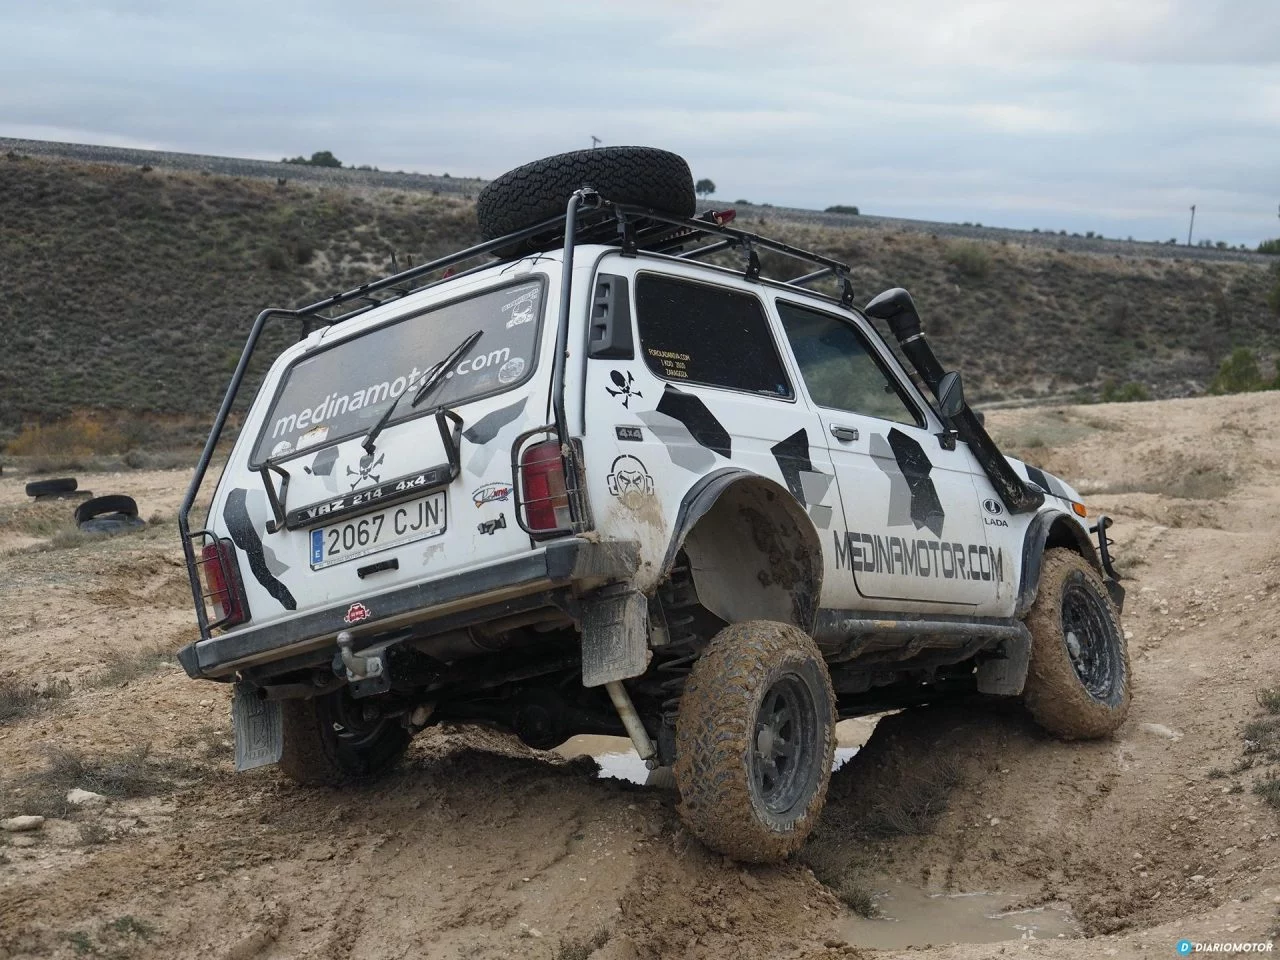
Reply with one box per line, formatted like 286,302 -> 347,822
2,0 -> 1277,245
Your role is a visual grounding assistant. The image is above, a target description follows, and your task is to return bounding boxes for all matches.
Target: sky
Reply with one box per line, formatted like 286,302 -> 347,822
1,0 -> 1277,245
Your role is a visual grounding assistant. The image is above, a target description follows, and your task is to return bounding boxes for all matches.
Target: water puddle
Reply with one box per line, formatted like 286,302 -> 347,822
555,735 -> 860,786
836,883 -> 1079,949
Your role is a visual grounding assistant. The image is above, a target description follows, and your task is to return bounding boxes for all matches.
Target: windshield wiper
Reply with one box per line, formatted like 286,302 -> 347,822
361,330 -> 483,456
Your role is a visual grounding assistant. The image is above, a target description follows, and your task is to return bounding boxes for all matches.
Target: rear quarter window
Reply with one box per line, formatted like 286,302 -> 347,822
634,273 -> 792,398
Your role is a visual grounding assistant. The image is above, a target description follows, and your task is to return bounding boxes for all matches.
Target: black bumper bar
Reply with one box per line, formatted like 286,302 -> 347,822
177,538 -> 638,679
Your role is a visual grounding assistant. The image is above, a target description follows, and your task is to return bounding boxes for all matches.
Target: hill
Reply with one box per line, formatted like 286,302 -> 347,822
1,153 -> 1278,436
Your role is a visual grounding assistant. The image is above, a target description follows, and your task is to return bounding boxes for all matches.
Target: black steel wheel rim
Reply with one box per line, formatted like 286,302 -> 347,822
328,692 -> 392,749
1061,577 -> 1119,700
749,674 -> 820,815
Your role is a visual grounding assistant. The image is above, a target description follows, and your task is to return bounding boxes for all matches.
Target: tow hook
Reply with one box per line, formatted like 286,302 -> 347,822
335,631 -> 384,682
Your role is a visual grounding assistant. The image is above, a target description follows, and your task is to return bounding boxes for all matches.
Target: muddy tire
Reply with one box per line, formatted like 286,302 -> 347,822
674,620 -> 835,863
278,689 -> 411,786
1023,548 -> 1131,739
476,146 -> 695,256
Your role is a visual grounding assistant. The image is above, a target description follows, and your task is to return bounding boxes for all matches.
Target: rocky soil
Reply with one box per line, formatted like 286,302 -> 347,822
2,392 -> 1279,958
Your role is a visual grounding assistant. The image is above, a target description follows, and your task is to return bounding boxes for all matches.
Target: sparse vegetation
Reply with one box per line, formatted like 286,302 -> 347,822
832,879 -> 880,918
282,150 -> 342,168
1100,380 -> 1151,403
0,676 -> 70,725
88,642 -> 178,688
945,241 -> 991,280
1209,347 -> 1277,394
16,743 -> 199,818
1258,238 -> 1280,255
553,928 -> 610,960
824,204 -> 859,215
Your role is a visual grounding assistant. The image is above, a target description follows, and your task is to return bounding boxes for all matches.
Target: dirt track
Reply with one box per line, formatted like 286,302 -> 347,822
2,393 -> 1279,958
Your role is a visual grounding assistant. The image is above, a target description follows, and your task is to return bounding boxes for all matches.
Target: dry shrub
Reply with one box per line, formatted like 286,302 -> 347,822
7,412 -> 126,457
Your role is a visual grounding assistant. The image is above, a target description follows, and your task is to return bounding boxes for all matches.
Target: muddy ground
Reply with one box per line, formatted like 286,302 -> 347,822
2,393 -> 1279,959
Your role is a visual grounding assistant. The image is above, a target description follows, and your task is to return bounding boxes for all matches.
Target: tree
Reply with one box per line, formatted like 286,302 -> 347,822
694,178 -> 716,197
824,205 -> 859,215
281,150 -> 343,168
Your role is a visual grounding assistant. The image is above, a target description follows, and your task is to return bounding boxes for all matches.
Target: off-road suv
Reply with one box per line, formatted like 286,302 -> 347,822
179,147 -> 1130,862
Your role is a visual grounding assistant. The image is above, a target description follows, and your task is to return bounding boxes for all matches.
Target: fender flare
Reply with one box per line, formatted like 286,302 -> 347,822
658,468 -> 824,634
1015,509 -> 1100,618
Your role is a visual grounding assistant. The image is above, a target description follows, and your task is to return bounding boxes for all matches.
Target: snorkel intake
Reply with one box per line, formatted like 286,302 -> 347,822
864,288 -> 1044,514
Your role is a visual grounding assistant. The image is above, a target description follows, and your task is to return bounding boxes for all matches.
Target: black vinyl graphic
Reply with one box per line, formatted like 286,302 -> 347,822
462,398 -> 527,445
1024,465 -> 1050,493
224,488 -> 297,611
657,385 -> 731,459
770,429 -> 814,505
606,370 -> 643,408
305,447 -> 339,477
887,428 -> 945,538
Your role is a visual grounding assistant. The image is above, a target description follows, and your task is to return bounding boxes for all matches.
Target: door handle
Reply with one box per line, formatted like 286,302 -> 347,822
829,425 -> 859,442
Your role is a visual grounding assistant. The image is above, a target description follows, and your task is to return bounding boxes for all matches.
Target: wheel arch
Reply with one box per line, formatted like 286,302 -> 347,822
1015,509 -> 1101,618
659,468 -> 823,635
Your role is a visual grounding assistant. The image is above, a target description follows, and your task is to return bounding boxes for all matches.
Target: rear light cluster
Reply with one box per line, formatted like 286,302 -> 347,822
198,538 -> 250,629
520,440 -> 572,532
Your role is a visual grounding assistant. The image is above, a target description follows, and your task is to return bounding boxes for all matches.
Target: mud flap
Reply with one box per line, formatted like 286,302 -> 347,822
580,586 -> 650,688
232,682 -> 282,771
975,631 -> 1031,696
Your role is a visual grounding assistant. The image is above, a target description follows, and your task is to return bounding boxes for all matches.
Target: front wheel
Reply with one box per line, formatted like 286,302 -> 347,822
1023,548 -> 1131,739
278,689 -> 411,785
674,620 -> 835,863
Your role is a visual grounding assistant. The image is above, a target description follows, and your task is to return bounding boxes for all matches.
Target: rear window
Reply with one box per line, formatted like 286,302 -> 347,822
634,274 -> 792,398
252,279 -> 544,464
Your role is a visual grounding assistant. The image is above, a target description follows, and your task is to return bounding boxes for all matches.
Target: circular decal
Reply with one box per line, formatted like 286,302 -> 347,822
498,357 -> 526,384
271,440 -> 294,458
982,497 -> 1004,516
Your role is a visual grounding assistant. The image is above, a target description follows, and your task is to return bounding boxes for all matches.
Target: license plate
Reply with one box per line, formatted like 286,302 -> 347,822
309,491 -> 446,569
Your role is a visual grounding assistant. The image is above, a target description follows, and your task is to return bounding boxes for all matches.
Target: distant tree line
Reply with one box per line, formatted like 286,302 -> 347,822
282,150 -> 343,168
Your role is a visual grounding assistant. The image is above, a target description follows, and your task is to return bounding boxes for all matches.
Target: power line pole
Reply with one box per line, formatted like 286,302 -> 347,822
1187,204 -> 1196,246
590,136 -> 601,149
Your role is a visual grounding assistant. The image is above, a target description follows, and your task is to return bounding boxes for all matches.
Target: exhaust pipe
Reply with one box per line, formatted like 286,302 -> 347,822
864,288 -> 1043,515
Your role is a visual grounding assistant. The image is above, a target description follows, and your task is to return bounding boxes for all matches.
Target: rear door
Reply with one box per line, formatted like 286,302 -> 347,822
773,298 -> 1001,614
218,272 -> 554,629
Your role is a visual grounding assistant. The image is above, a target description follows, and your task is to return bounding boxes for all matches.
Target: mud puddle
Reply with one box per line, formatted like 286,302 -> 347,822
837,883 -> 1078,949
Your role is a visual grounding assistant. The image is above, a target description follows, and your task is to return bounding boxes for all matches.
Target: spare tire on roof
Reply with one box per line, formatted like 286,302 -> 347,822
477,147 -> 696,256
26,477 -> 77,498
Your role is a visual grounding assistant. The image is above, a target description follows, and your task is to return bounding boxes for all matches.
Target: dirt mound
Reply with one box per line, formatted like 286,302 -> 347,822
3,393 -> 1280,958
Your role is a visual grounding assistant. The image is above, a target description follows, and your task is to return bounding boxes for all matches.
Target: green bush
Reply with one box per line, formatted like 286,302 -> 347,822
1209,347 -> 1277,394
945,241 -> 991,280
1257,238 -> 1280,255
1100,380 -> 1150,403
825,204 -> 860,215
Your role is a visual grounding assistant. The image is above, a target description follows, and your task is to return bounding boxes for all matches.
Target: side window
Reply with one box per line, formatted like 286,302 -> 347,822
634,274 -> 792,397
776,300 -> 922,427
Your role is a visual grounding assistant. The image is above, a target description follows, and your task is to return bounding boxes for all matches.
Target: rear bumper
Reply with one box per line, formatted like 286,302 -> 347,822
177,538 -> 638,680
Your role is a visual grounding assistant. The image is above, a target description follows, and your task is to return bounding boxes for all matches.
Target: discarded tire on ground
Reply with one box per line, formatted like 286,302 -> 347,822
278,688 -> 411,786
75,494 -> 145,534
1023,548 -> 1131,739
476,146 -> 695,256
25,477 -> 77,498
674,620 -> 836,863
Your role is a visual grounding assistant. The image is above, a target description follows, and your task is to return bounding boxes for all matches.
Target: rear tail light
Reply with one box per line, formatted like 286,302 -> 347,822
198,539 -> 250,629
520,440 -> 571,532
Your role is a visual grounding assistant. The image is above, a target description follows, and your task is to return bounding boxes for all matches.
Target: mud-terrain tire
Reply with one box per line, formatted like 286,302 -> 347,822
278,689 -> 411,785
674,620 -> 836,863
26,477 -> 77,498
1023,548 -> 1131,739
476,146 -> 695,255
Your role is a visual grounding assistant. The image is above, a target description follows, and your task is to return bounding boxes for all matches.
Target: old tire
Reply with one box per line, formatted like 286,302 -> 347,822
75,494 -> 139,525
476,146 -> 695,255
26,477 -> 77,498
278,689 -> 411,786
674,620 -> 836,863
1023,548 -> 1131,739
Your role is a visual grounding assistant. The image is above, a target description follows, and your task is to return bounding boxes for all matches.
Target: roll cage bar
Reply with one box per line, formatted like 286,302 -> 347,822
178,189 -> 858,642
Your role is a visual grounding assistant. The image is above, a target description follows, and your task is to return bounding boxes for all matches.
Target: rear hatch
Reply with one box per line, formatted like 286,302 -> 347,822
208,271 -> 558,637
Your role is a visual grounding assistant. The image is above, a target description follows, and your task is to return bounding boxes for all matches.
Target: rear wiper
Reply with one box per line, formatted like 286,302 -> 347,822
361,330 -> 483,456
411,330 -> 483,409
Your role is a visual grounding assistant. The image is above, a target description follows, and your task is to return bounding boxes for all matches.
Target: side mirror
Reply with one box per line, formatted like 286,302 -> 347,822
936,371 -> 966,419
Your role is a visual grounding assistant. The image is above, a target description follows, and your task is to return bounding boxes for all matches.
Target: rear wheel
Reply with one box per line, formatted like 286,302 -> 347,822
278,689 -> 411,785
1023,548 -> 1131,739
674,620 -> 835,863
